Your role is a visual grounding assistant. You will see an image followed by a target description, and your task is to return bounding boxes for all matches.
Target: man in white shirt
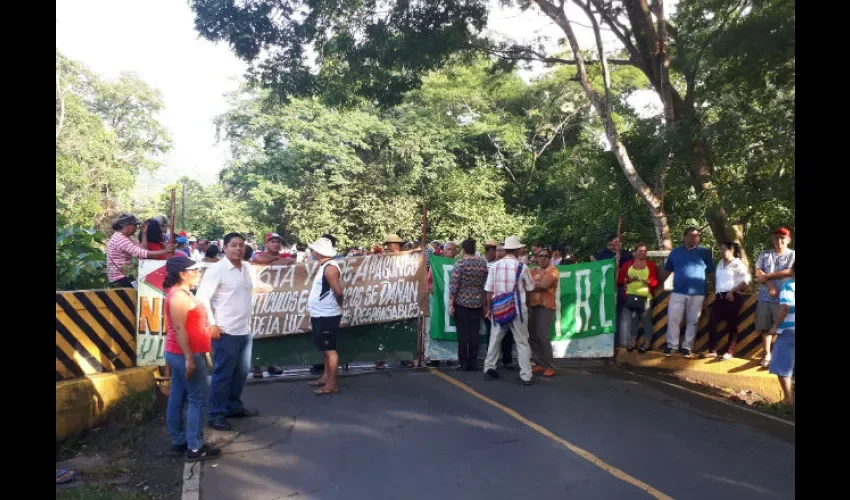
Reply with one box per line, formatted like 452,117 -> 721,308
196,232 -> 259,431
482,236 -> 535,385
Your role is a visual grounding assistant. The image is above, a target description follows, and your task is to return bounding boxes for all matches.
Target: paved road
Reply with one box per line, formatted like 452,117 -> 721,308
200,365 -> 794,500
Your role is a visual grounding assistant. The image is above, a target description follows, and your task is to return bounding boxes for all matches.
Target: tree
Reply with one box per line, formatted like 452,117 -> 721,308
56,51 -> 172,229
152,178 -> 259,240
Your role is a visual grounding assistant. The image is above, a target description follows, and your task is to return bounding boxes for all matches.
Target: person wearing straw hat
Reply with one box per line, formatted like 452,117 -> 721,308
307,236 -> 345,394
482,236 -> 535,385
384,233 -> 404,253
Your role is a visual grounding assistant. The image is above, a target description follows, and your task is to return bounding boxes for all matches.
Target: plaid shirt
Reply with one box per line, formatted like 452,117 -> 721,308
485,256 -> 533,297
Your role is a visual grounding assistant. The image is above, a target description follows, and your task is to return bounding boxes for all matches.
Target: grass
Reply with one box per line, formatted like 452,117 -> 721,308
751,401 -> 795,421
56,484 -> 152,500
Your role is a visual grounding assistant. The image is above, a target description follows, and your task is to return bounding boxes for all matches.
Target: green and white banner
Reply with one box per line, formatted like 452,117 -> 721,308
429,256 -> 616,341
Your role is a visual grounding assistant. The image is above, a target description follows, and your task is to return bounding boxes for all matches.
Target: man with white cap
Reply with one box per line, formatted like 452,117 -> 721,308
482,236 -> 535,385
306,236 -> 344,394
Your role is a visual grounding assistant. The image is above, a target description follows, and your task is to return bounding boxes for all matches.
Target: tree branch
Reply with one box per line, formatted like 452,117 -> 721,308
485,47 -> 631,67
574,0 -> 612,116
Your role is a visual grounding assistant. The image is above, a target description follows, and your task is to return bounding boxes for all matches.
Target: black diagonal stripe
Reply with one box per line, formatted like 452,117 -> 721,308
79,293 -> 135,361
94,291 -> 136,335
55,320 -> 103,373
55,344 -> 85,378
113,289 -> 137,312
55,295 -> 125,369
56,371 -> 64,382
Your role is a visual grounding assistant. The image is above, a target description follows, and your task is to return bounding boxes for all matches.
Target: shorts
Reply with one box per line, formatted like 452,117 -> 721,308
768,329 -> 795,377
755,301 -> 780,331
311,315 -> 342,352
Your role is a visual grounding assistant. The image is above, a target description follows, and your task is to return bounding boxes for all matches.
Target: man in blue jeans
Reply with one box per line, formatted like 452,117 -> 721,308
663,227 -> 715,358
196,232 -> 260,431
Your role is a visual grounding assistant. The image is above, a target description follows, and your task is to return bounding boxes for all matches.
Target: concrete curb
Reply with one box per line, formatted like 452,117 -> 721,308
612,348 -> 782,403
56,366 -> 159,442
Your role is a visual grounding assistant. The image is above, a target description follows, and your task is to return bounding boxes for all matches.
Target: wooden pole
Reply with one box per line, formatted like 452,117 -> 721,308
417,202 -> 428,367
616,215 -> 623,271
169,188 -> 176,257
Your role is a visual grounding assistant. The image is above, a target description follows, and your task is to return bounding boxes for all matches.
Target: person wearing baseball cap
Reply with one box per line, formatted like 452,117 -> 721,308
755,227 -> 796,367
161,255 -> 221,461
251,232 -> 294,266
106,214 -> 174,288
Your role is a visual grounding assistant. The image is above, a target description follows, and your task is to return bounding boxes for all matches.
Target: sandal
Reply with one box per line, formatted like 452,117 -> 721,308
308,380 -> 326,387
56,469 -> 77,485
314,387 -> 339,395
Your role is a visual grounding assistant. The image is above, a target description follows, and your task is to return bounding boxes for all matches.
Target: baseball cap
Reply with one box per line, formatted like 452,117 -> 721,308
774,227 -> 791,237
265,232 -> 282,242
165,256 -> 199,274
178,231 -> 188,237
176,236 -> 188,244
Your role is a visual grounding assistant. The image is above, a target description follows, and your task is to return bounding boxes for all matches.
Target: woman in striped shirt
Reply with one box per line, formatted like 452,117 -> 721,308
106,214 -> 174,288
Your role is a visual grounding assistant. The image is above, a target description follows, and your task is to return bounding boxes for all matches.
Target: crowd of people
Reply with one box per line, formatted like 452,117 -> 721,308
100,212 -> 795,462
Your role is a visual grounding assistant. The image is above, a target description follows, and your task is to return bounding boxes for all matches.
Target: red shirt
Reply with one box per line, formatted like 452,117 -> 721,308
164,288 -> 211,355
146,242 -> 168,260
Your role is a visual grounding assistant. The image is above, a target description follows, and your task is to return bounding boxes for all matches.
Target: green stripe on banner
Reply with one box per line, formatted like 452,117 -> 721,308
429,256 -> 616,341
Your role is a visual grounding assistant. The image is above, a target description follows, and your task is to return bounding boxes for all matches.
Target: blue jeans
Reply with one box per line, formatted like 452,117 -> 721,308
209,334 -> 253,420
164,351 -> 209,450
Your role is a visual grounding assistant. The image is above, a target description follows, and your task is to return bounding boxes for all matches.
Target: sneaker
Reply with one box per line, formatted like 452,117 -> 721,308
542,369 -> 556,377
702,351 -> 717,358
252,366 -> 264,379
532,366 -> 546,374
267,365 -> 284,376
186,445 -> 222,462
721,353 -> 733,360
663,347 -> 672,357
681,348 -> 693,358
484,369 -> 500,380
518,378 -> 533,386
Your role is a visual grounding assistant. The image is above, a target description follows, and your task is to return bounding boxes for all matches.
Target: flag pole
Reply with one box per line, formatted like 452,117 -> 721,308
169,188 -> 177,257
417,202 -> 428,367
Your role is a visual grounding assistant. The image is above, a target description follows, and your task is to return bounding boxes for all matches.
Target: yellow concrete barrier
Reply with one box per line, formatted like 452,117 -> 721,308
613,348 -> 782,403
56,366 -> 158,441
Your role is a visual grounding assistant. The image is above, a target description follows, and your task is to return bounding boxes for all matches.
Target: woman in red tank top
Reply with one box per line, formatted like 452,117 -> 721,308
162,256 -> 220,461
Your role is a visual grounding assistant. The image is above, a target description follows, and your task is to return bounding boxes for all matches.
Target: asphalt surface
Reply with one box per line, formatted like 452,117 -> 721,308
200,365 -> 794,500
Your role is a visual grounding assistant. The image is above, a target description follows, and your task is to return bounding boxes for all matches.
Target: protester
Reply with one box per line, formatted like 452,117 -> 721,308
483,236 -> 535,385
755,227 -> 796,368
306,237 -> 344,394
442,241 -> 458,259
175,236 -> 191,257
663,227 -> 715,358
768,262 -> 795,405
144,219 -> 168,259
491,243 -> 515,369
106,214 -> 173,288
191,239 -> 210,262
384,234 -> 403,253
617,243 -> 659,353
162,256 -> 220,461
196,232 -> 260,431
558,244 -> 577,265
449,239 -> 489,371
701,242 -> 751,359
201,245 -> 220,263
243,245 -> 254,261
430,240 -> 442,256
528,247 -> 558,376
592,234 -> 633,263
252,232 -> 294,265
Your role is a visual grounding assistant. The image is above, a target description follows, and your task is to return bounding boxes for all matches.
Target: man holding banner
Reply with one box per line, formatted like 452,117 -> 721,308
482,236 -> 535,385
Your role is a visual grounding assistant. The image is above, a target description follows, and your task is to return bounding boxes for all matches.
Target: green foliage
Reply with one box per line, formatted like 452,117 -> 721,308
56,51 -> 172,230
151,178 -> 258,240
56,199 -> 107,291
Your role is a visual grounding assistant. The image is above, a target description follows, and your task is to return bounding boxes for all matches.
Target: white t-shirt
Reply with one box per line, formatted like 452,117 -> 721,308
308,260 -> 342,318
714,258 -> 751,293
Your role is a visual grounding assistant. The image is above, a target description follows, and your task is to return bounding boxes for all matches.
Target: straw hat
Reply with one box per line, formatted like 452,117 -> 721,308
503,236 -> 524,250
384,233 -> 404,244
308,237 -> 337,258
484,239 -> 499,248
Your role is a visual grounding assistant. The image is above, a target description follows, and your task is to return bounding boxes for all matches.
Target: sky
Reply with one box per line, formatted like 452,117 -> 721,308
56,0 -> 662,203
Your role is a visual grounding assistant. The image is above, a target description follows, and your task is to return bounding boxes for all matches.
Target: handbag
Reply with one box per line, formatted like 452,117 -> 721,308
624,294 -> 647,311
492,264 -> 524,325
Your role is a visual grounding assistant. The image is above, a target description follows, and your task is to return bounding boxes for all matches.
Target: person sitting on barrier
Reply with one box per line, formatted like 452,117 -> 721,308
307,237 -> 344,395
768,261 -> 794,405
701,242 -> 751,360
106,214 -> 174,288
163,255 -> 221,461
618,243 -> 659,354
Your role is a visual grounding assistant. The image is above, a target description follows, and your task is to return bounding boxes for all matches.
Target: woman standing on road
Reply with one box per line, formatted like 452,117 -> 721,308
163,256 -> 220,462
617,243 -> 659,353
449,239 -> 489,371
528,248 -> 559,377
702,242 -> 751,360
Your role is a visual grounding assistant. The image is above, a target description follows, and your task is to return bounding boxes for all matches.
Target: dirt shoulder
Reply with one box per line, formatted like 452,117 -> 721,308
56,387 -> 183,500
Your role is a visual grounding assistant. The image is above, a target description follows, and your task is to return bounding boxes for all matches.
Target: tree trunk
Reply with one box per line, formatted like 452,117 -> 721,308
535,0 -> 672,250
